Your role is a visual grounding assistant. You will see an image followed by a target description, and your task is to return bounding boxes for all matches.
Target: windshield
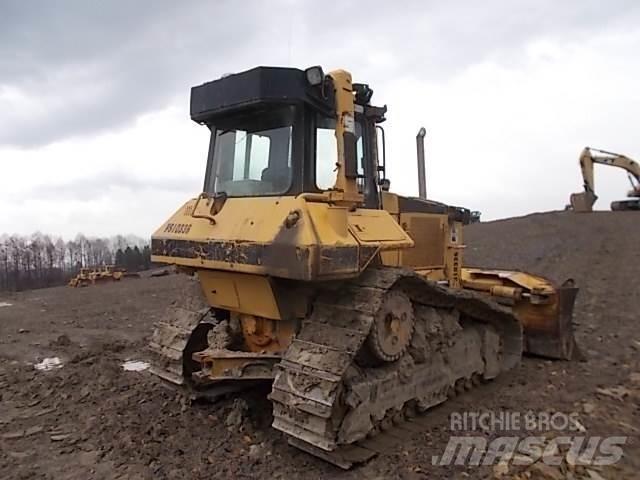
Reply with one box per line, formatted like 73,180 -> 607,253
204,105 -> 295,197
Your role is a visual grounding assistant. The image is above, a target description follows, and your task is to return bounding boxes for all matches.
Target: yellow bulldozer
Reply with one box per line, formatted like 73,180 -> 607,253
568,147 -> 640,212
68,265 -> 124,287
148,66 -> 578,468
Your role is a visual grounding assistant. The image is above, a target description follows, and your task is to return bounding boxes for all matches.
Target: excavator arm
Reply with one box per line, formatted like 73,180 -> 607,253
569,147 -> 640,212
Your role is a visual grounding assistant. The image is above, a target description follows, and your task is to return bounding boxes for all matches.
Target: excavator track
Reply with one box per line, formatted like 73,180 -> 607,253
270,267 -> 523,469
611,199 -> 640,211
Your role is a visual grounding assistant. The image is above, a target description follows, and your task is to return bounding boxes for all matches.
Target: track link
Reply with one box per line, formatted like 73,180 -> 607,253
147,275 -> 272,400
288,374 -> 484,469
148,276 -> 212,385
270,267 -> 522,468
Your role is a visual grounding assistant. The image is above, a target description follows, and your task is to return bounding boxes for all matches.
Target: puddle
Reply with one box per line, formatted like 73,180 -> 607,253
0,302 -> 12,308
34,357 -> 63,371
122,360 -> 150,372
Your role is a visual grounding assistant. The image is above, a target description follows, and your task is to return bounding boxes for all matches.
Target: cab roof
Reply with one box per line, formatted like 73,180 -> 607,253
190,66 -> 335,123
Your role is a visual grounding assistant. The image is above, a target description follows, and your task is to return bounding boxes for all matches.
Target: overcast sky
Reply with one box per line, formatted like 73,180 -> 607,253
2,0 -> 639,238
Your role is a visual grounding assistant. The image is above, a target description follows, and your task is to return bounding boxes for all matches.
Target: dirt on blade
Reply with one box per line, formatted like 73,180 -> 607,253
1,211 -> 638,479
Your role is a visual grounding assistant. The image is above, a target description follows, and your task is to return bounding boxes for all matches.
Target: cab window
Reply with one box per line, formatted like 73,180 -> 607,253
315,113 -> 364,190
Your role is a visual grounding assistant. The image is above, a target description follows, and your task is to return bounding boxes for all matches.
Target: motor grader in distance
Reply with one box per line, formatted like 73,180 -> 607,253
149,66 -> 578,468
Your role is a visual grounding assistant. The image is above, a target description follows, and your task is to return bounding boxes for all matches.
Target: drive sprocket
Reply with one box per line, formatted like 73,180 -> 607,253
365,289 -> 415,363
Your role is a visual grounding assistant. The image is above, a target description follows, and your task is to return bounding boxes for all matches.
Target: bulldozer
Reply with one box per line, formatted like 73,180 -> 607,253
568,147 -> 640,212
148,66 -> 578,468
68,265 -> 124,287
68,267 -> 93,288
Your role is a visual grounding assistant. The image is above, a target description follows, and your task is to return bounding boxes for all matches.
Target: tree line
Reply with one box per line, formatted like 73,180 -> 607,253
0,233 -> 151,292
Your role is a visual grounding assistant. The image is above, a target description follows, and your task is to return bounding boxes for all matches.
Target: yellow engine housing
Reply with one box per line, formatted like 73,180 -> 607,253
151,194 -> 414,282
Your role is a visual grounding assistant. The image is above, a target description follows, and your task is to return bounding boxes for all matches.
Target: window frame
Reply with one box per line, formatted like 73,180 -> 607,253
311,111 -> 367,192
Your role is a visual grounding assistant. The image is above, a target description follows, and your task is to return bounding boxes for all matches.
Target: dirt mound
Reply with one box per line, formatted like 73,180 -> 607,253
1,211 -> 638,479
466,211 -> 638,352
465,210 -> 638,284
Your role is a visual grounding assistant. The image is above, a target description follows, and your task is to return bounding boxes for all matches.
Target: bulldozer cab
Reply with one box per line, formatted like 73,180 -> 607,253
198,67 -> 384,209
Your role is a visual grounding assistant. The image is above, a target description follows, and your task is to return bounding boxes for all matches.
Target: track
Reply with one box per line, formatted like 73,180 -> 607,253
148,276 -> 213,386
289,373 -> 489,469
147,277 -> 273,400
148,268 -> 524,468
270,267 -> 523,468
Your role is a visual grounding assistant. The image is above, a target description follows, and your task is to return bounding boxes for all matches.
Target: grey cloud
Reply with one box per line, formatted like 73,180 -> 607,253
1,0 -> 638,148
0,0 -> 288,147
300,0 -> 639,77
29,172 -> 201,201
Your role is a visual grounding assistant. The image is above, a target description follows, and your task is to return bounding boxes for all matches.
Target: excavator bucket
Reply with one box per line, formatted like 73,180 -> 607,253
569,191 -> 597,212
517,280 -> 580,360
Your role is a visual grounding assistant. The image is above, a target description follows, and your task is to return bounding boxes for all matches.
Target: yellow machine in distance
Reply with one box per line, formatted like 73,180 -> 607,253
569,147 -> 640,212
149,66 -> 578,468
68,265 -> 124,287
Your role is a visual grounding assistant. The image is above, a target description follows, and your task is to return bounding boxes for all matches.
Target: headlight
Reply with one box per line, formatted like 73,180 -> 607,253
304,66 -> 324,86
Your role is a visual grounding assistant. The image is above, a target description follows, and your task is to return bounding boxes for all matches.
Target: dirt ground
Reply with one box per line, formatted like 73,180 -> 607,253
1,211 -> 638,479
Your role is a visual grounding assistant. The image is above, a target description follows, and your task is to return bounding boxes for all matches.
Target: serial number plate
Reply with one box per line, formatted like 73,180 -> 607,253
164,223 -> 192,234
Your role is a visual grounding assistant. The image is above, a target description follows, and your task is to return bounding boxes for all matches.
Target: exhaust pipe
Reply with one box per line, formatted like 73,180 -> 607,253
416,127 -> 427,199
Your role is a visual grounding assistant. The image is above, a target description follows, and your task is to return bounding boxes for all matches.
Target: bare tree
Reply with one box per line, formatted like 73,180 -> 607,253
0,232 -> 150,292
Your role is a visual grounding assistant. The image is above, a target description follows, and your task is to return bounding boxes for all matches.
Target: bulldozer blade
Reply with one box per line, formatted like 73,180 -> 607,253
569,191 -> 597,212
520,281 -> 580,360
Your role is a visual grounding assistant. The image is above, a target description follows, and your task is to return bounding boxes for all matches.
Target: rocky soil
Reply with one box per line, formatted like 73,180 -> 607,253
0,211 -> 638,479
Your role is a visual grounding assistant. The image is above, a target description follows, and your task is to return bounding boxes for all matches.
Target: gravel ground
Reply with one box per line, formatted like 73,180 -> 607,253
0,210 -> 638,479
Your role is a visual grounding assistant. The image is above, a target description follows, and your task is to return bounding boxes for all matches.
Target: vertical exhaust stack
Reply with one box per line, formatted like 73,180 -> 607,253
416,127 -> 427,199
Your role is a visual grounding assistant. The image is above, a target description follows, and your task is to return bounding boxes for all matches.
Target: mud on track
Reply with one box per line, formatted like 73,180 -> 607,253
1,211 -> 638,479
